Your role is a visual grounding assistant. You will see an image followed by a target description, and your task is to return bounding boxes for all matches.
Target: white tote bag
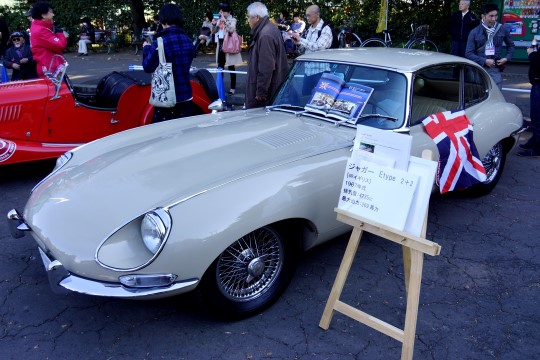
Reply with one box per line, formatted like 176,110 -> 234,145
149,37 -> 176,108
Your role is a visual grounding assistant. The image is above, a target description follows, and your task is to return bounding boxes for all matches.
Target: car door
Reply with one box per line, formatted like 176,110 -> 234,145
40,83 -> 124,144
408,64 -> 463,159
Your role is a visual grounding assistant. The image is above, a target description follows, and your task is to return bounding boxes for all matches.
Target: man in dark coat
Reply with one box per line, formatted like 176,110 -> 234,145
465,3 -> 514,90
2,32 -> 38,80
448,0 -> 479,57
245,2 -> 289,109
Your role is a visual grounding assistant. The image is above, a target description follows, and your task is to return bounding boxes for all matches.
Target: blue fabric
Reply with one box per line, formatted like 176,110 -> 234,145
142,26 -> 194,102
1,64 -> 8,82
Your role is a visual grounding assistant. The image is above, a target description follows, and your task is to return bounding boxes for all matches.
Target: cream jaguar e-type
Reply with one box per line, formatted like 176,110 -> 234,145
8,48 -> 522,318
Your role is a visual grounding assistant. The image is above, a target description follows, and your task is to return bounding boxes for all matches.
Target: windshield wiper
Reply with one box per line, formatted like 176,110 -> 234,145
339,113 -> 399,125
266,104 -> 306,111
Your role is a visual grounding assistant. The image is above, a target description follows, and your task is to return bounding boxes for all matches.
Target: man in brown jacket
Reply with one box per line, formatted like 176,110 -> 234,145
245,2 -> 289,109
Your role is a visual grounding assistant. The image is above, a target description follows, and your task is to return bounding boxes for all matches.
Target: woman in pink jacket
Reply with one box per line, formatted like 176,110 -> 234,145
30,1 -> 67,76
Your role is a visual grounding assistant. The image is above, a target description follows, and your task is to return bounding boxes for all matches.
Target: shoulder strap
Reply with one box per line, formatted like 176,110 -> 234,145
317,23 -> 327,39
157,37 -> 166,65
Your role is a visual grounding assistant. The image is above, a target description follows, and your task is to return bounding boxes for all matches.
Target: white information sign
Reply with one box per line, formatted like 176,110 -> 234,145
338,154 -> 420,232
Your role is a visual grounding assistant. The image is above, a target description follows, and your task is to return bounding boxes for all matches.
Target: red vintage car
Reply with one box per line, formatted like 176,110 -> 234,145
0,56 -> 218,165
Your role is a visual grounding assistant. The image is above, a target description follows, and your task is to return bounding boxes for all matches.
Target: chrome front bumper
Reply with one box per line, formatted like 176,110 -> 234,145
9,208 -> 199,298
38,248 -> 199,298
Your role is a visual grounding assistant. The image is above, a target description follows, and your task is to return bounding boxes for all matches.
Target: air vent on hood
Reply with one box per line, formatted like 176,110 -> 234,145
0,104 -> 23,124
256,128 -> 316,149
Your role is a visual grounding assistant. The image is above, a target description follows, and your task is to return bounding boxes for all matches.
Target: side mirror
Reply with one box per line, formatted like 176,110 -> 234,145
208,99 -> 224,113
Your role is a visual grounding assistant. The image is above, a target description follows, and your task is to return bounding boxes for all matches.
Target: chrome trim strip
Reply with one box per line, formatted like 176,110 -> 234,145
39,248 -> 198,298
41,142 -> 84,148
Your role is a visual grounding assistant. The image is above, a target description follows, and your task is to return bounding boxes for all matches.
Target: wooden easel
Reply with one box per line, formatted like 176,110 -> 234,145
319,208 -> 441,360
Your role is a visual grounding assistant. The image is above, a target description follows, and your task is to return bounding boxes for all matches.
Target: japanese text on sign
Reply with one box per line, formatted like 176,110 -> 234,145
338,158 -> 419,232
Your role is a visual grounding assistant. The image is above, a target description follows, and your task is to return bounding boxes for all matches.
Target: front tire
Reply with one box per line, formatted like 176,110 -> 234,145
201,226 -> 298,319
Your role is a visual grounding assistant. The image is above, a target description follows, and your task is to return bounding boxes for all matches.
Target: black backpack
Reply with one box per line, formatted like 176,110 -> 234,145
318,23 -> 339,49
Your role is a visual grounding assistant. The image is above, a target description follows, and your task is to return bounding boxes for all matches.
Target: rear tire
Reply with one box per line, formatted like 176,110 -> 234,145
192,69 -> 219,101
465,141 -> 506,197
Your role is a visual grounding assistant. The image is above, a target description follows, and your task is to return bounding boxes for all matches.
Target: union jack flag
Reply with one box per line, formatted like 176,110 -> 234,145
422,110 -> 486,194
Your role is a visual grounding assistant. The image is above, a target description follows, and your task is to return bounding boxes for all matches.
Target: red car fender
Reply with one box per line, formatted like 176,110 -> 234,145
191,81 -> 212,115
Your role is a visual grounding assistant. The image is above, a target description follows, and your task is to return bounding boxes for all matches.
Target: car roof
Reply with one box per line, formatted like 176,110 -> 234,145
296,48 -> 477,73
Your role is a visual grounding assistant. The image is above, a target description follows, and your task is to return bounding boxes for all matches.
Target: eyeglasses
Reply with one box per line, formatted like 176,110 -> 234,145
12,38 -> 22,42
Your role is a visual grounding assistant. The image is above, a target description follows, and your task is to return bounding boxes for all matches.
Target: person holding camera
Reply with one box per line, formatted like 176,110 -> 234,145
517,40 -> 540,157
465,3 -> 514,89
29,1 -> 68,76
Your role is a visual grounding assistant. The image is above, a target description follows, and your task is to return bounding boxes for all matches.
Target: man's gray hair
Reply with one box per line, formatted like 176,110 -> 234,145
247,2 -> 268,18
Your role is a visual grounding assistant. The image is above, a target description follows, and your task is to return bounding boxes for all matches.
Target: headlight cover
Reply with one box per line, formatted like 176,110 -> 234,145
141,209 -> 172,255
96,208 -> 172,271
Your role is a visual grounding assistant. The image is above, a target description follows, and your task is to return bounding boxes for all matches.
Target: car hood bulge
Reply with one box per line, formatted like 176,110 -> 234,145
25,110 -> 354,251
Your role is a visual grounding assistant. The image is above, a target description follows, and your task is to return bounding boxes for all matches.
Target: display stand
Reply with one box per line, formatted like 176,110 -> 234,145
319,207 -> 441,360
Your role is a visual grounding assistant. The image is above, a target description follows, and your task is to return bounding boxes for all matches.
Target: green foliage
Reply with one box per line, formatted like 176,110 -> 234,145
0,0 -> 479,52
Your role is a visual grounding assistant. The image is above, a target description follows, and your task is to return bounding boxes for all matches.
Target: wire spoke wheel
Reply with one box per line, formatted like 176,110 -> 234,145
201,225 -> 298,318
216,227 -> 284,301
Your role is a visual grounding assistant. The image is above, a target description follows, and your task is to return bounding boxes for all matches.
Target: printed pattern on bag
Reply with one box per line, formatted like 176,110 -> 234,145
149,37 -> 176,108
151,64 -> 175,104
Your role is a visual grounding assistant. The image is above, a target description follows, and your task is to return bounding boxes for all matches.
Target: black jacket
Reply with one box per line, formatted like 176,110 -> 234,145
448,10 -> 479,42
529,51 -> 540,86
2,43 -> 38,80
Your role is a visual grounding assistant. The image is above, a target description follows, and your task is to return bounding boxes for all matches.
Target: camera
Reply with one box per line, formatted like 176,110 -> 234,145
488,55 -> 505,72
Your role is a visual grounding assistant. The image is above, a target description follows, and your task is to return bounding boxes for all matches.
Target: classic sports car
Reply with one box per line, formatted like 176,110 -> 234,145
8,48 -> 522,318
0,56 -> 217,165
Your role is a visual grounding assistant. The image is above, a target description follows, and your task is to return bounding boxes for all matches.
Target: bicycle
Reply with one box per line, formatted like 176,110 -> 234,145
337,25 -> 362,48
404,24 -> 438,52
361,23 -> 438,52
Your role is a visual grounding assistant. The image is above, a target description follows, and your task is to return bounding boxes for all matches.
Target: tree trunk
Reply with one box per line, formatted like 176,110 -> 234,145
128,0 -> 146,35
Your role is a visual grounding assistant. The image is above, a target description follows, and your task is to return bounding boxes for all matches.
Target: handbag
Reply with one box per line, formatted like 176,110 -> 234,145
222,31 -> 242,54
149,37 -> 176,108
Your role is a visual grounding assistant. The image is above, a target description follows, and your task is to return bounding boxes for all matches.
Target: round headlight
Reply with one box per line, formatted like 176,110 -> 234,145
141,212 -> 167,254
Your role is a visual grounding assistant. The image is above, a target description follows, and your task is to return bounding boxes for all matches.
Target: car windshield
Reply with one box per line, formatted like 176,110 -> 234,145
271,60 -> 407,130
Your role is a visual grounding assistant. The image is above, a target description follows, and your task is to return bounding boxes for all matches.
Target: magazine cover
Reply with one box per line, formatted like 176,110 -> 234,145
327,82 -> 374,122
304,73 -> 345,115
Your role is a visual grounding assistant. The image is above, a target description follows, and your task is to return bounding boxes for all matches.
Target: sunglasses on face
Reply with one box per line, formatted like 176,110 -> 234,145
12,38 -> 22,42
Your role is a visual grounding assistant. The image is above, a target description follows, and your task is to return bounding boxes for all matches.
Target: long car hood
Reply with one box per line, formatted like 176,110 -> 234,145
25,109 -> 354,243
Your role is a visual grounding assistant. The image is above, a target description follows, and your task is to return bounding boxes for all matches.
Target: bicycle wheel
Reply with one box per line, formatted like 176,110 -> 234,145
408,38 -> 438,52
361,38 -> 388,48
349,32 -> 362,48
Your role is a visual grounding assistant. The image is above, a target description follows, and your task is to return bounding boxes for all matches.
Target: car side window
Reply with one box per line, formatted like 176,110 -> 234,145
464,66 -> 488,108
410,65 -> 460,126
